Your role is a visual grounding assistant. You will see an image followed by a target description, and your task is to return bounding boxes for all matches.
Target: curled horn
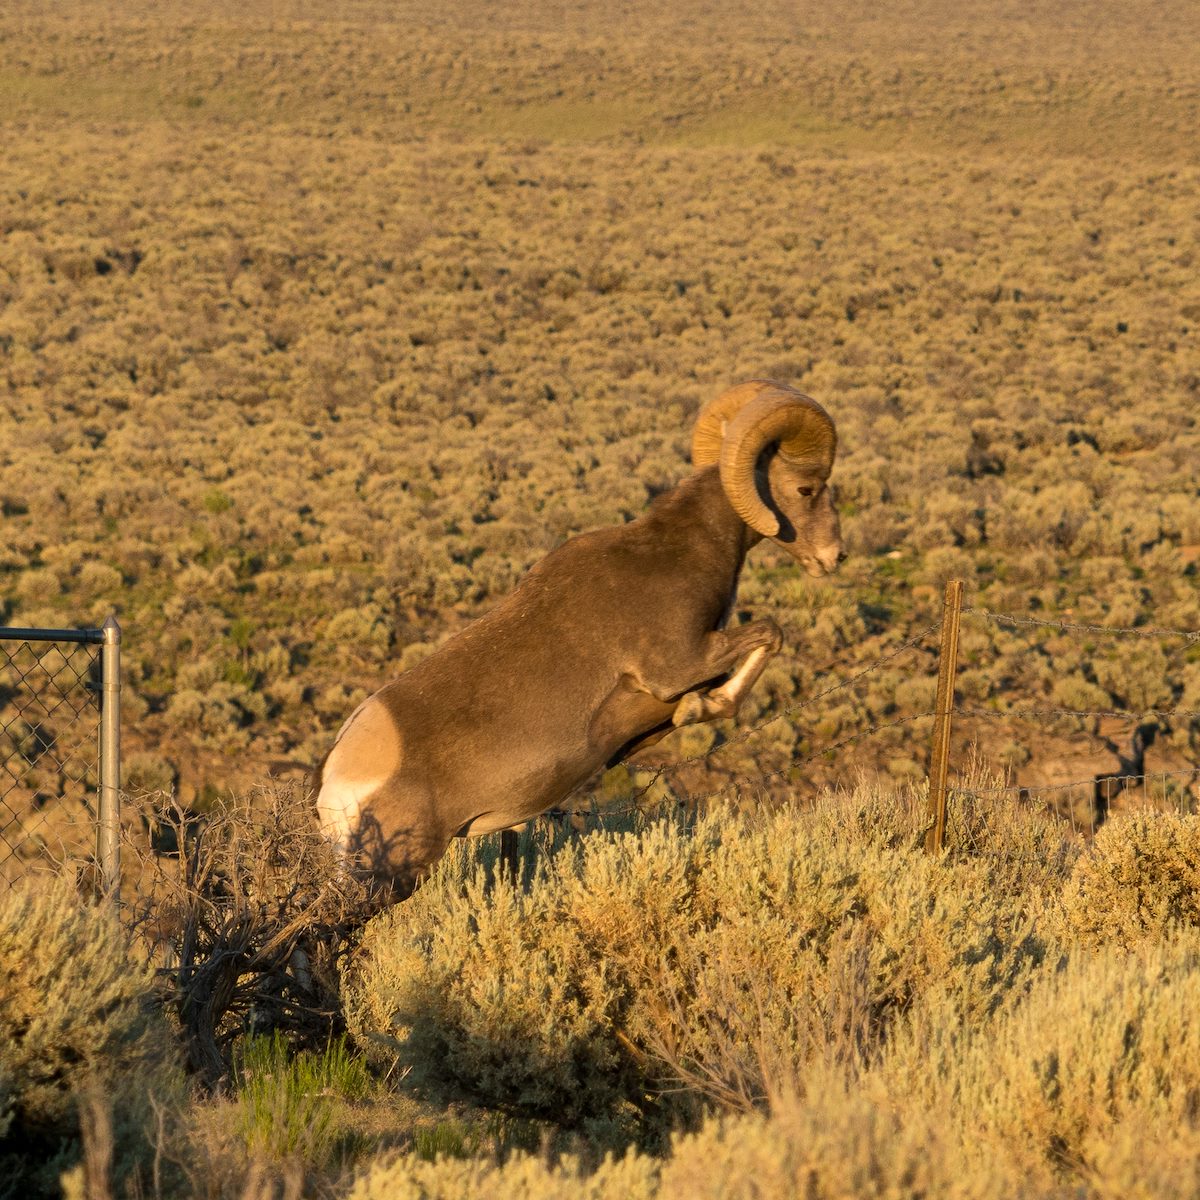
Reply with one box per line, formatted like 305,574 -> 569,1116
691,380 -> 778,468
718,385 -> 837,538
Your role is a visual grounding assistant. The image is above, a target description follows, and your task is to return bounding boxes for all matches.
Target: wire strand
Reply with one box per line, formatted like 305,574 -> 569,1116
955,704 -> 1200,723
604,711 -> 937,817
952,767 -> 1200,798
625,620 -> 942,804
963,608 -> 1200,643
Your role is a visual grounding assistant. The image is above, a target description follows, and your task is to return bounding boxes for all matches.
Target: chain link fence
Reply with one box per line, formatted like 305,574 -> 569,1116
0,618 -> 121,894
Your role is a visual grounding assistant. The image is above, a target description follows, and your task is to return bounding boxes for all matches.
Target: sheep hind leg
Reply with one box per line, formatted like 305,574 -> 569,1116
590,680 -> 680,767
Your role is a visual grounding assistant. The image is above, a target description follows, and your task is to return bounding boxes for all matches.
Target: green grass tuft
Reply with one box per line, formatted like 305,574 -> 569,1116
233,1032 -> 373,1165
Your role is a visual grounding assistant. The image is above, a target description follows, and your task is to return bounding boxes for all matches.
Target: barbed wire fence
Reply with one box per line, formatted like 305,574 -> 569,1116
1,591 -> 1196,890
963,608 -> 1200,644
624,619 -> 944,808
501,580 -> 1200,870
949,601 -> 1200,841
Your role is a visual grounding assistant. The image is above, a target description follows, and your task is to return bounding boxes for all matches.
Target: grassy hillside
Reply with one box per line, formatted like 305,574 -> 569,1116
1,0 -> 1198,820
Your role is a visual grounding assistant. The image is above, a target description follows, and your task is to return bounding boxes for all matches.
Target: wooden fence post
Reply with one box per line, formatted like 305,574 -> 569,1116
925,580 -> 964,855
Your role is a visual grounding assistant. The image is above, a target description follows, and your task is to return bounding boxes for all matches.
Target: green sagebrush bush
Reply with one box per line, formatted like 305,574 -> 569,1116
1060,809 -> 1200,948
0,881 -> 182,1193
1083,1121 -> 1200,1200
344,820 -> 688,1130
885,930 -> 1200,1185
798,766 -> 1078,900
633,807 -> 1050,1115
655,1082 -> 982,1200
346,1144 -> 659,1200
344,789 -> 1055,1127
344,933 -> 1200,1200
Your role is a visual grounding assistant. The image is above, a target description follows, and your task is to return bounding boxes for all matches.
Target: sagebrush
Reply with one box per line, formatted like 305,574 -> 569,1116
344,786 -> 1067,1128
0,880 -> 183,1195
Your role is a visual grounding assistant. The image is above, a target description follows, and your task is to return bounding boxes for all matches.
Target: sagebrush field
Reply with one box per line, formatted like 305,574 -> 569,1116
4,788 -> 1200,1197
2,0 -> 1199,815
1,0 -> 1199,1195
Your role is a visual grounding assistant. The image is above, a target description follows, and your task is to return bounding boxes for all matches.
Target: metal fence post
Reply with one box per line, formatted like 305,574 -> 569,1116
98,614 -> 121,899
925,580 -> 963,855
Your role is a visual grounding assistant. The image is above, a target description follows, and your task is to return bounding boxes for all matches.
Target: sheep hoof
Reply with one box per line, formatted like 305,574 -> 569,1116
672,692 -> 708,727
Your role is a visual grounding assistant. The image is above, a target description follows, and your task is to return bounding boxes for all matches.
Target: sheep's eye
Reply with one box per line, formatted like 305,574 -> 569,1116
797,485 -> 816,498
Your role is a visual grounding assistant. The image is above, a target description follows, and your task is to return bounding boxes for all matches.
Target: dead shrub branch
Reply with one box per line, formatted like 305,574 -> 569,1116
123,784 -> 380,1089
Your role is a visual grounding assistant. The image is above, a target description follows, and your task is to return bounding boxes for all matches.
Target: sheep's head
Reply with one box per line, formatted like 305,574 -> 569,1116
692,380 -> 844,577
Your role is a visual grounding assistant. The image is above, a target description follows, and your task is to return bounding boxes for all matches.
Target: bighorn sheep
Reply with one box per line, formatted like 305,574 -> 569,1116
315,380 -> 843,898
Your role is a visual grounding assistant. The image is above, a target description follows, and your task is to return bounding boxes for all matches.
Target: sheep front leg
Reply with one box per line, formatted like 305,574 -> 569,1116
595,619 -> 783,763
667,619 -> 782,728
672,645 -> 775,726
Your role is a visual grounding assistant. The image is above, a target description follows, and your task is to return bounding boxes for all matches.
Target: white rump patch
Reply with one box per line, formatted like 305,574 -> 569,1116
316,766 -> 377,859
316,697 -> 399,859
